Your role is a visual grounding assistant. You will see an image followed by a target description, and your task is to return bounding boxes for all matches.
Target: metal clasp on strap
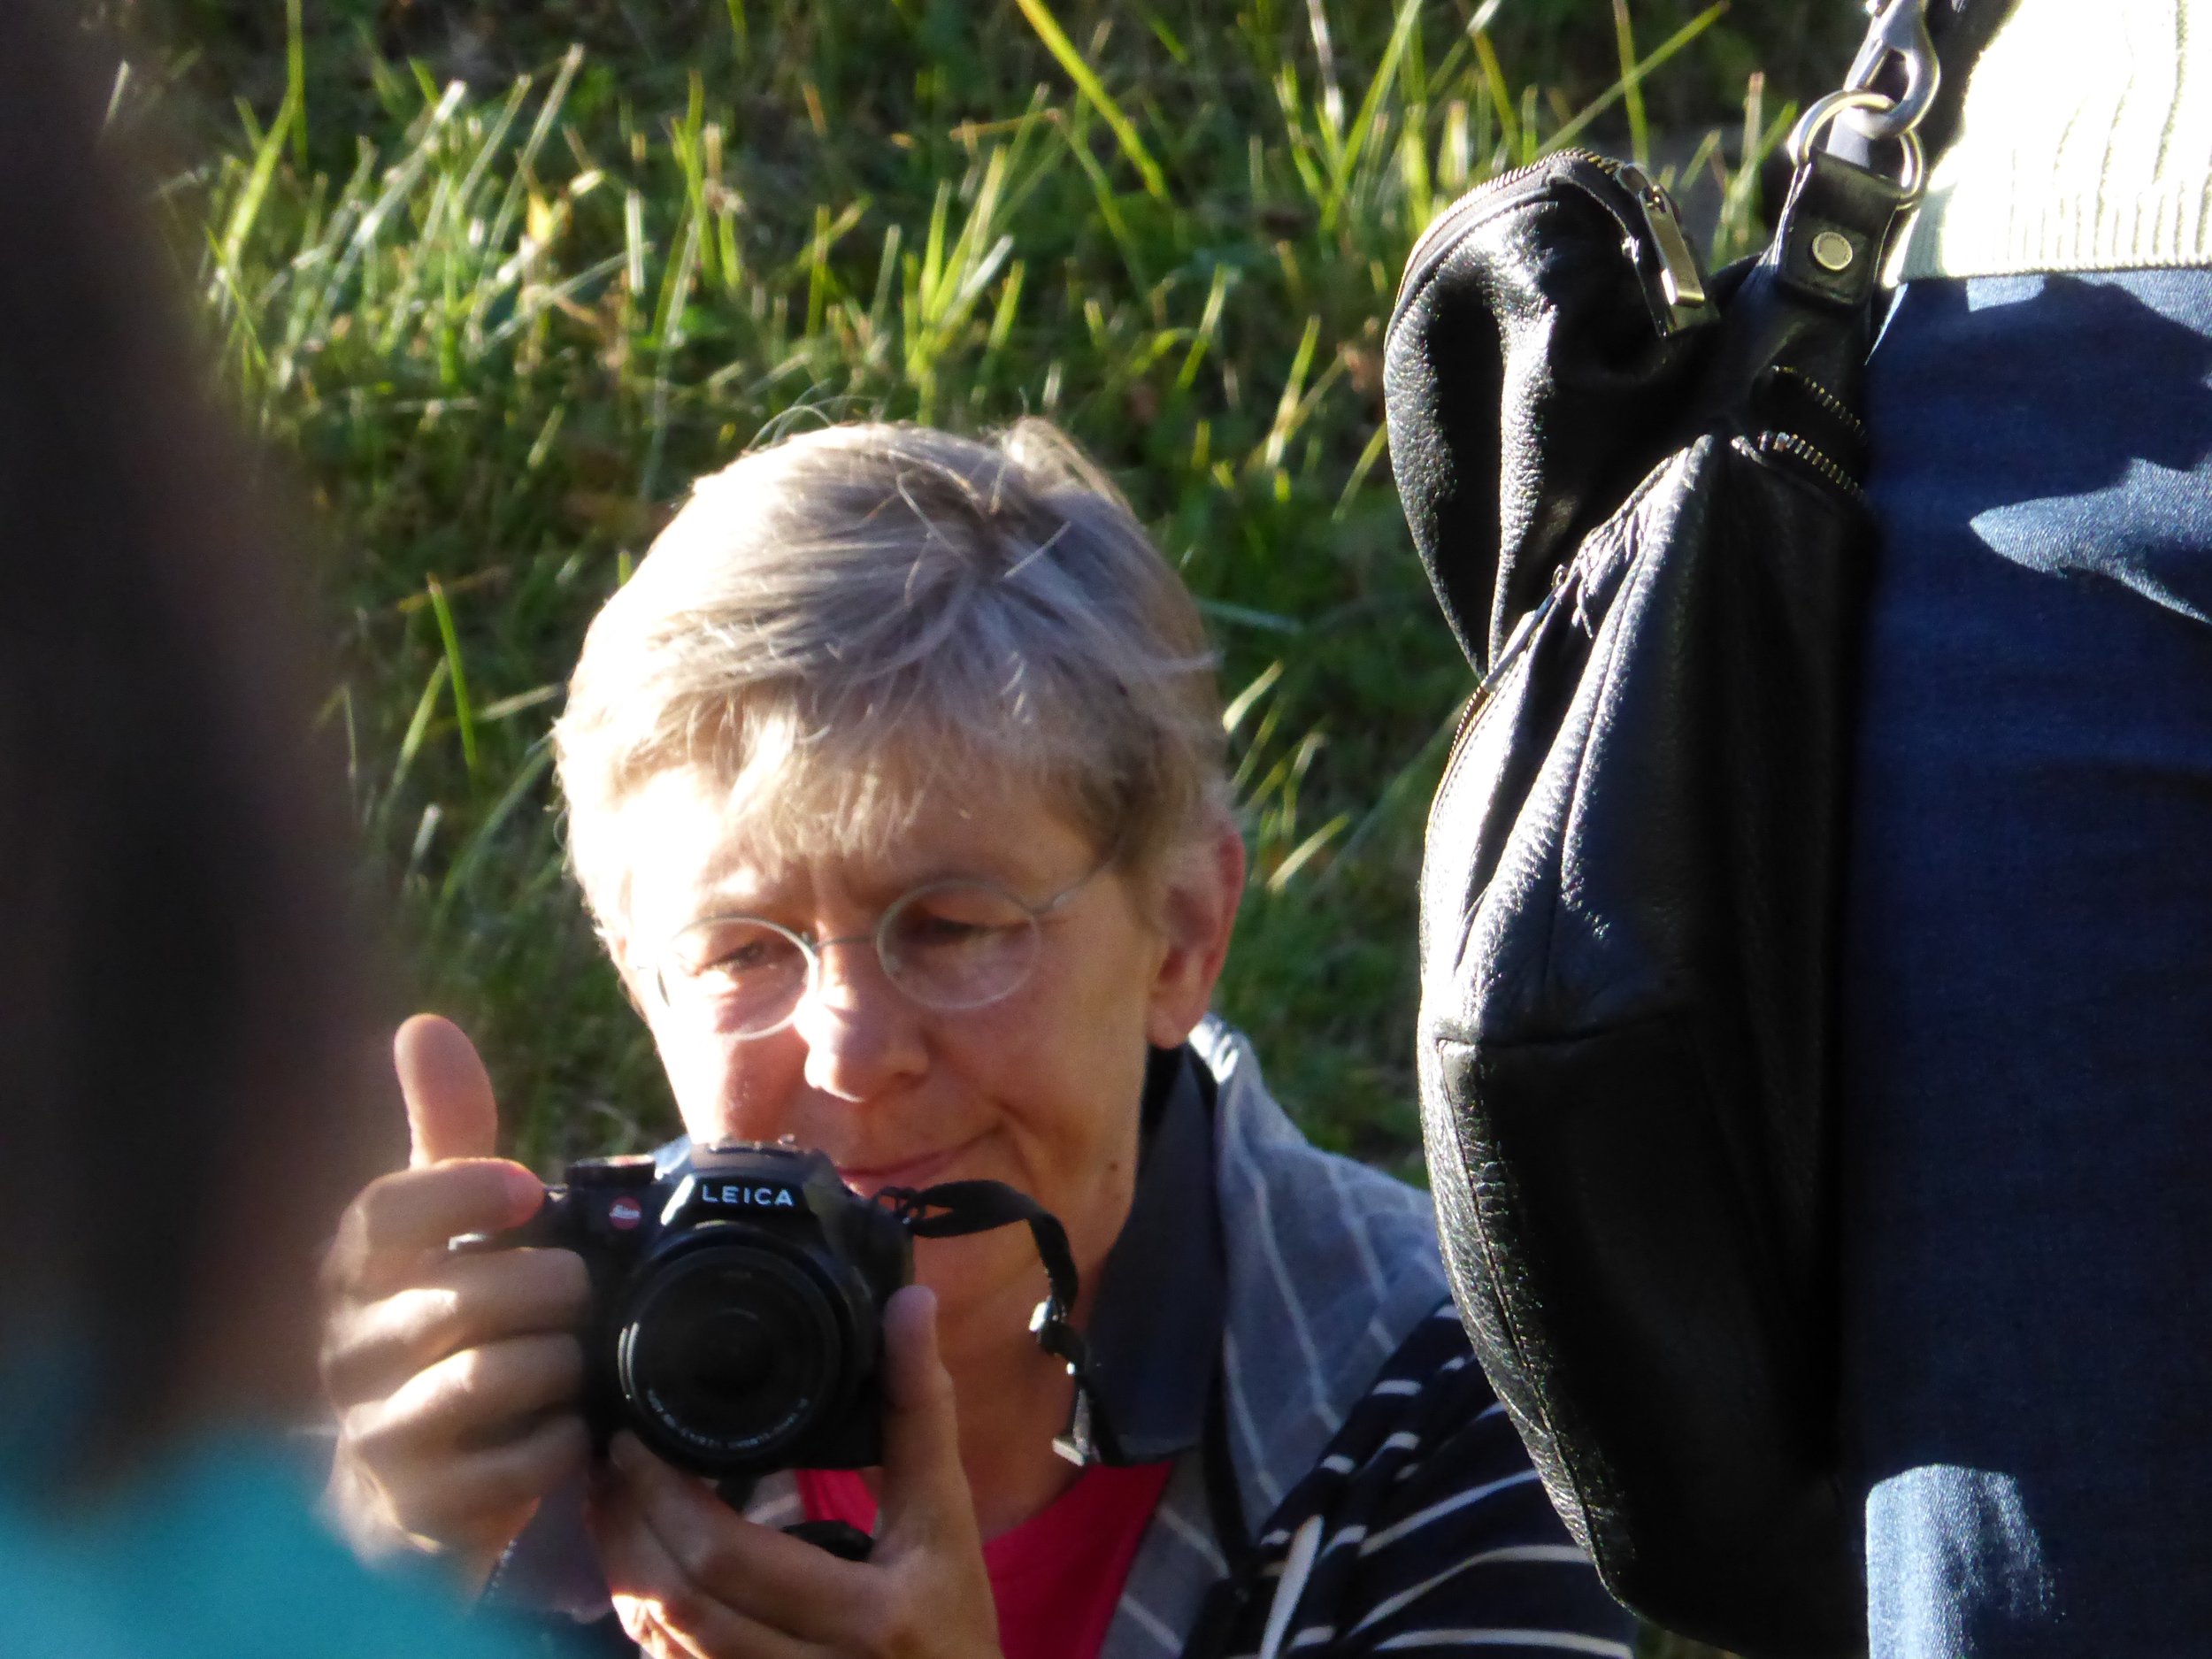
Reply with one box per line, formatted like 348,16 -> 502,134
1842,0 -> 1939,142
1788,88 -> 1927,200
1786,0 -> 1942,204
1786,0 -> 1939,202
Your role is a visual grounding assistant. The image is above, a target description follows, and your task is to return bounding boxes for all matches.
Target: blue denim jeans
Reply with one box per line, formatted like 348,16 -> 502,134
1843,268 -> 2212,1654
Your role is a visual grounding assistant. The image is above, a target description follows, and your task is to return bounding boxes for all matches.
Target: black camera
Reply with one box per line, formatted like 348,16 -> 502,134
497,1141 -> 911,1479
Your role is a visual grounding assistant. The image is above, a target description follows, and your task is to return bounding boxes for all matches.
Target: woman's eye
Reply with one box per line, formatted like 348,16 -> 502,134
900,913 -> 994,949
685,925 -> 797,979
893,889 -> 1030,955
708,940 -> 780,972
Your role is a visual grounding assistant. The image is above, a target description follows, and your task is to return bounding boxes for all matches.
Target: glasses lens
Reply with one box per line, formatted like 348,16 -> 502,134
878,880 -> 1040,1010
664,918 -> 810,1036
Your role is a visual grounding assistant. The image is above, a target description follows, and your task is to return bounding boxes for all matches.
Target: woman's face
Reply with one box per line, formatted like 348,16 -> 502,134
603,761 -> 1227,1329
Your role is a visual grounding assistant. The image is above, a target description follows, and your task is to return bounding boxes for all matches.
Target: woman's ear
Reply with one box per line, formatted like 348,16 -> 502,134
1144,814 -> 1247,1048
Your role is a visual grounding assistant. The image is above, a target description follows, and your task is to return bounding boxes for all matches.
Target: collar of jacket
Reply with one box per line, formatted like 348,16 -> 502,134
1078,1041 -> 1226,1464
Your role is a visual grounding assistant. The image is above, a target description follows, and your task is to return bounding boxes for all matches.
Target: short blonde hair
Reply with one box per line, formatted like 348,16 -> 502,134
552,419 -> 1229,928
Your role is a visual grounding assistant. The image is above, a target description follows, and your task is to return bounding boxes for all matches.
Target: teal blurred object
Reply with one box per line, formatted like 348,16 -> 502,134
0,1437 -> 551,1659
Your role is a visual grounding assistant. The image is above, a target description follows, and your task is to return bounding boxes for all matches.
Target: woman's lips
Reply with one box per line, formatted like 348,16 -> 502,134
835,1137 -> 979,1197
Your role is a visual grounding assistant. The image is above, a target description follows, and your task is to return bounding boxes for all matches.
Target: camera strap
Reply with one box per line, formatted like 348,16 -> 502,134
879,1179 -> 1123,1468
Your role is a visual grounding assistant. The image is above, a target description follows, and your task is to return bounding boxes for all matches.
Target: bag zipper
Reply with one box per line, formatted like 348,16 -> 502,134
1768,364 -> 1868,443
1395,150 -> 1619,317
1445,562 -> 1570,756
1398,150 -> 1613,289
1394,150 -> 1711,337
1617,161 -> 1710,324
1741,430 -> 1866,503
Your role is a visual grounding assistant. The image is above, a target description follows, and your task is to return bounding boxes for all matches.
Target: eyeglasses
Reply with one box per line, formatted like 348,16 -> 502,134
648,860 -> 1109,1040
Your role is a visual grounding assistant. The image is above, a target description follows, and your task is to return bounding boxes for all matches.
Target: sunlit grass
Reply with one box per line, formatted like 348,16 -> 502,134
150,1 -> 1787,1190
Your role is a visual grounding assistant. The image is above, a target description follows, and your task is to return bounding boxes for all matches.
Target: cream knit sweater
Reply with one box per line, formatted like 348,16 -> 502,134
1891,0 -> 2212,280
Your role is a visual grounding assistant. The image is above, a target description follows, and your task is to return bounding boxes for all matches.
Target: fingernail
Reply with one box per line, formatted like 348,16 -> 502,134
609,1431 -> 641,1473
885,1284 -> 939,1359
504,1164 -> 546,1212
892,1283 -> 937,1321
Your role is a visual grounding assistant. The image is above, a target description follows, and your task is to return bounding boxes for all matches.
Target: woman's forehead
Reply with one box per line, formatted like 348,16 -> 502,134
613,757 -> 1098,926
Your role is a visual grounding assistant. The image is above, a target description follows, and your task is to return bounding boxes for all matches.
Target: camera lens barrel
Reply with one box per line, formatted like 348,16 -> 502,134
615,1236 -> 860,1469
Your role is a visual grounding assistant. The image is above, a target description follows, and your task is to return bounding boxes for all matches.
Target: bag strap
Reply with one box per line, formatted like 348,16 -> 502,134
879,1178 -> 1125,1467
1759,0 -> 1969,313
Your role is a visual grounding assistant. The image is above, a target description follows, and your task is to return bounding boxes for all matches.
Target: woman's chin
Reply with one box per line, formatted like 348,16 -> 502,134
910,1227 -> 1041,1316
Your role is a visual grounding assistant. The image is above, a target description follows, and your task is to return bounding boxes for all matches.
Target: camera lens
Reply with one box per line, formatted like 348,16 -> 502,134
692,1310 -> 777,1396
615,1240 -> 849,1467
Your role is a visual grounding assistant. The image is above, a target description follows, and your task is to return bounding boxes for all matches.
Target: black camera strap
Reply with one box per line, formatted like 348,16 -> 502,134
879,1179 -> 1123,1468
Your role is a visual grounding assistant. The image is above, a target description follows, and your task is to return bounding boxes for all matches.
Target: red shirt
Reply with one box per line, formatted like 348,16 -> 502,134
794,1461 -> 1175,1659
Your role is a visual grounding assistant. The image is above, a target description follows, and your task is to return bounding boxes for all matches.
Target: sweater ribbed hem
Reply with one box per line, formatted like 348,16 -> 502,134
1894,178 -> 2212,280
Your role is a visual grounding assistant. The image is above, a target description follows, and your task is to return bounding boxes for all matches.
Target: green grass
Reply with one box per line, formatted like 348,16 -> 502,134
132,0 -> 1799,1184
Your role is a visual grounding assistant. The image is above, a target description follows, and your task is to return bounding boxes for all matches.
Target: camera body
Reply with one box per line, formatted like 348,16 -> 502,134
508,1142 -> 911,1479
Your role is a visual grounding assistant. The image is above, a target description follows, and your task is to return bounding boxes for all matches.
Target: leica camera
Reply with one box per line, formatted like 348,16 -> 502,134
490,1141 -> 911,1479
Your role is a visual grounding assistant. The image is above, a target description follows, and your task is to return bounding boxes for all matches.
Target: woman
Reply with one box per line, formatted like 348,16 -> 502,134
0,4 -> 544,1655
319,421 -> 1632,1658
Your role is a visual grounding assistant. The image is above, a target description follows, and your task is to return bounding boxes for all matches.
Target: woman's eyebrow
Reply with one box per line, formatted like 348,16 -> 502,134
684,833 -> 1067,918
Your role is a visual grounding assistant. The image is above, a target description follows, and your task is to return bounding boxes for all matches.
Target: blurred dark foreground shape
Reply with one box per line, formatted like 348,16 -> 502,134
0,4 -> 552,1652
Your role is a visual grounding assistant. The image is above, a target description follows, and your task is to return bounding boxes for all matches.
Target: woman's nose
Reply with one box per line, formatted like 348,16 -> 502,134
791,938 -> 927,1100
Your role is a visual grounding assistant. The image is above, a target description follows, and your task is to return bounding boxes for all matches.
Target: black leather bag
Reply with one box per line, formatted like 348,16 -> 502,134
1379,8 -> 1977,1648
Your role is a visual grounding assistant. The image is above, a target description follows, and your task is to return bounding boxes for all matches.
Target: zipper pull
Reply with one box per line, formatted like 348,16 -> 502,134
1617,163 -> 1715,334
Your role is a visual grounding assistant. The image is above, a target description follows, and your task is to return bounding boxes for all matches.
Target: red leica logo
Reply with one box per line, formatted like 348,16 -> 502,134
609,1194 -> 644,1230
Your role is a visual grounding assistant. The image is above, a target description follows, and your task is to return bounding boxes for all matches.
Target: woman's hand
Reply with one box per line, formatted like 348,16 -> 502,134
319,1015 -> 592,1590
592,1286 -> 1002,1659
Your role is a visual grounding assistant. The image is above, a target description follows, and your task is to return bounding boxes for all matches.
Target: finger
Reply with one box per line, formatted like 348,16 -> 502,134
617,1601 -> 711,1659
357,1333 -> 585,1463
595,1476 -> 818,1659
323,1161 -> 546,1294
603,1432 -> 855,1635
872,1286 -> 975,1553
615,1594 -> 775,1659
613,1590 -> 812,1659
396,1013 -> 500,1166
322,1246 -> 588,1404
349,1407 -> 589,1556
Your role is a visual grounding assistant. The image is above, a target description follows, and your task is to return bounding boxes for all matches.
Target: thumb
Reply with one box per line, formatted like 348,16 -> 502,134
872,1286 -> 976,1552
394,1013 -> 500,1167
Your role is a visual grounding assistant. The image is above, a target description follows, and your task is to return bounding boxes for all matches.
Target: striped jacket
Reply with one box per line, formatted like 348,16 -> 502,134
492,1019 -> 1632,1657
1074,1021 -> 1633,1659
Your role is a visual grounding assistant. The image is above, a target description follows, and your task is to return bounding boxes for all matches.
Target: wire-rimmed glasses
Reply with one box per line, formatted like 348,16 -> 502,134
648,861 -> 1107,1040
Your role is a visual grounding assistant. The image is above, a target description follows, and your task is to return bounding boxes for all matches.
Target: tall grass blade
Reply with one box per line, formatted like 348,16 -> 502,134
1011,0 -> 1169,201
424,577 -> 480,782
1270,811 -> 1351,891
1325,0 -> 1424,229
1472,28 -> 1518,164
217,77 -> 299,280
1545,3 -> 1728,157
1304,0 -> 1347,136
284,0 -> 308,172
1223,661 -> 1286,734
1056,108 -> 1148,288
436,744 -> 554,918
381,657 -> 450,828
1613,0 -> 1651,170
